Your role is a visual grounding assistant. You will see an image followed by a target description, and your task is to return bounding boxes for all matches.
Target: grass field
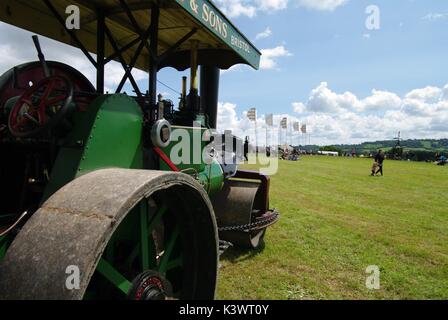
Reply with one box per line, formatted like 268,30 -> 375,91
217,156 -> 448,300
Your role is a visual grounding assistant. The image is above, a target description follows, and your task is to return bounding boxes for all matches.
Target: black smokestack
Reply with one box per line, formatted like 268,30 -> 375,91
200,65 -> 220,129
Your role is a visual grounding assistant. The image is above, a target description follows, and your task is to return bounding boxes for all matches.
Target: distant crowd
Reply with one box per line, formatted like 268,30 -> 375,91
242,138 -> 447,167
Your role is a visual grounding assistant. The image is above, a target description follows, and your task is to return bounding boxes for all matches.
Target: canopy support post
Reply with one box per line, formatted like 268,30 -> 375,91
189,40 -> 200,115
158,29 -> 198,63
43,0 -> 97,68
149,5 -> 160,122
104,37 -> 141,64
118,0 -> 153,58
96,9 -> 105,94
115,26 -> 152,94
104,25 -> 143,99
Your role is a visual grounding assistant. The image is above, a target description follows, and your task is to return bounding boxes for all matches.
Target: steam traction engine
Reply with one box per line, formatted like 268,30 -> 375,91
0,0 -> 278,299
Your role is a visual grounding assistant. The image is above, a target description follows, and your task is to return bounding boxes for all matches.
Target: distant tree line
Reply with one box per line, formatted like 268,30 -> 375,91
293,139 -> 448,161
387,148 -> 439,162
335,139 -> 448,153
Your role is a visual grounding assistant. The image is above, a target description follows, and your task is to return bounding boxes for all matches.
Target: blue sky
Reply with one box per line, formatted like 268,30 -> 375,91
158,0 -> 448,144
0,0 -> 447,145
213,0 -> 448,105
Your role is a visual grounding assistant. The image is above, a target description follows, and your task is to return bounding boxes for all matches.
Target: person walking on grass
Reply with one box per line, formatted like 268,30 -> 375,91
244,136 -> 249,161
371,149 -> 385,176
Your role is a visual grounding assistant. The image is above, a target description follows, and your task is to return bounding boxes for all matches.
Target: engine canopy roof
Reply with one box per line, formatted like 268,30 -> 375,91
0,0 -> 261,71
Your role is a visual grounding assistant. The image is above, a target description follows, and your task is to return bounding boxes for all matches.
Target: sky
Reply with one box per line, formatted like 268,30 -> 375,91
0,0 -> 447,145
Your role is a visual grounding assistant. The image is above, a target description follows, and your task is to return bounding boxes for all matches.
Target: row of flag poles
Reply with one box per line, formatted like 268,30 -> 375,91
247,108 -> 310,149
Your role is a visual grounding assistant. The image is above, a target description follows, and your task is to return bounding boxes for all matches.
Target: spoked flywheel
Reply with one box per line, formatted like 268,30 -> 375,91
0,169 -> 218,300
85,192 -> 208,300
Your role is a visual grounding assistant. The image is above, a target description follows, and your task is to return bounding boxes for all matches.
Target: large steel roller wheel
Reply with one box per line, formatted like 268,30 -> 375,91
0,169 -> 218,300
213,180 -> 267,249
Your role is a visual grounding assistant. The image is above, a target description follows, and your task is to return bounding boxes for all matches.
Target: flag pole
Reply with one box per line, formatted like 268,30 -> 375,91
255,118 -> 258,154
266,125 -> 269,153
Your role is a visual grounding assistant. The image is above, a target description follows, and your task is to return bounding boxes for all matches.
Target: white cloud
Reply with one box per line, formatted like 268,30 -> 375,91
221,65 -> 244,74
297,0 -> 348,11
362,90 -> 402,112
299,82 -> 402,114
259,46 -> 292,69
0,22 -> 147,92
216,82 -> 448,146
217,101 -> 302,146
215,0 -> 257,18
421,13 -> 448,21
215,0 -> 346,18
222,44 -> 292,72
362,33 -> 371,39
288,82 -> 448,144
254,27 -> 273,41
256,0 -> 289,11
405,86 -> 442,103
305,82 -> 361,113
0,44 -> 23,69
442,84 -> 448,100
292,102 -> 306,113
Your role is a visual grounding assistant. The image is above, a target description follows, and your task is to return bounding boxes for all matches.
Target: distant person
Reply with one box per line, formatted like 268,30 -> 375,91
371,161 -> 379,176
351,149 -> 356,157
291,149 -> 299,161
244,136 -> 249,161
266,146 -> 271,157
437,154 -> 447,166
371,150 -> 385,176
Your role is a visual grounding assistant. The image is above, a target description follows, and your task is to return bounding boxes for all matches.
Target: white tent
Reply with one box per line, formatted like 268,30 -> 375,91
318,151 -> 339,157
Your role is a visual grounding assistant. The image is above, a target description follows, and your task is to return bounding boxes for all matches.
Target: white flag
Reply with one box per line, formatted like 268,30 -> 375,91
247,108 -> 256,121
265,114 -> 273,126
293,122 -> 300,131
280,117 -> 287,129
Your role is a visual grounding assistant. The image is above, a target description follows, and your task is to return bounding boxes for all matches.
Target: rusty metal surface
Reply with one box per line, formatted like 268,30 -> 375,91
0,168 -> 218,300
212,179 -> 266,248
233,170 -> 271,213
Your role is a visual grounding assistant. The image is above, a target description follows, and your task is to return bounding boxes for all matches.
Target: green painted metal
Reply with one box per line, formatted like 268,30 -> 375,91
158,226 -> 180,274
198,159 -> 225,196
77,94 -> 143,175
174,0 -> 261,69
125,204 -> 167,268
42,94 -> 143,202
166,257 -> 183,272
96,258 -> 132,295
161,126 -> 209,173
148,205 -> 168,234
160,126 -> 224,195
140,201 -> 150,270
0,235 -> 10,261
1,91 -> 217,294
105,237 -> 115,263
94,199 -> 183,296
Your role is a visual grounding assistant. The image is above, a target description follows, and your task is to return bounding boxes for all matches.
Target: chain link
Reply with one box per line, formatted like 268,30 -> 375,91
218,210 -> 280,232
